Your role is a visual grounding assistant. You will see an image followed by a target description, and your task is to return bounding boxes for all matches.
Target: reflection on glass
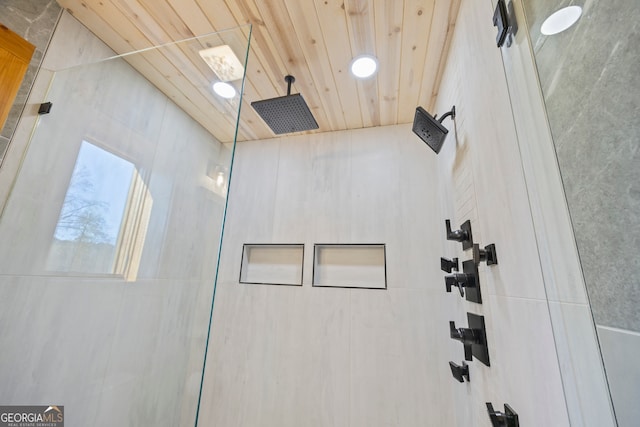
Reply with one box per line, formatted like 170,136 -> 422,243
47,140 -> 150,278
202,161 -> 228,198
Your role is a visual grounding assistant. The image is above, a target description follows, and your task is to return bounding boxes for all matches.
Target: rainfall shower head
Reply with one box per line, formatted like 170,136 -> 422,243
251,75 -> 319,135
412,105 -> 456,154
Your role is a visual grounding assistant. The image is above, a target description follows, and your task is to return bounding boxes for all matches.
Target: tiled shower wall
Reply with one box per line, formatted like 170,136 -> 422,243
199,125 -> 458,426
0,0 -> 62,162
434,0 -> 581,424
196,0 -> 616,425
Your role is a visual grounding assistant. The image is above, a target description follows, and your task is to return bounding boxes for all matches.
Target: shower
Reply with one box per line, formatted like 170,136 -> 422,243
251,75 -> 319,135
412,105 -> 456,154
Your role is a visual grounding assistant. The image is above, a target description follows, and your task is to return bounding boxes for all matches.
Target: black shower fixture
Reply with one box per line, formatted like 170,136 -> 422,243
445,260 -> 482,304
38,102 -> 52,115
441,257 -> 459,273
486,402 -> 520,427
493,0 -> 519,48
449,313 -> 490,366
445,219 -> 474,250
449,361 -> 470,383
412,105 -> 456,154
472,243 -> 498,266
251,75 -> 319,135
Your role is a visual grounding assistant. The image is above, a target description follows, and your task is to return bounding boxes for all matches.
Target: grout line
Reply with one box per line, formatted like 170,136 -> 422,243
490,293 -> 558,303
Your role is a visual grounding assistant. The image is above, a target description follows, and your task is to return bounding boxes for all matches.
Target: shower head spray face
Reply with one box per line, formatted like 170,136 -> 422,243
251,75 -> 319,135
412,106 -> 456,154
251,94 -> 318,135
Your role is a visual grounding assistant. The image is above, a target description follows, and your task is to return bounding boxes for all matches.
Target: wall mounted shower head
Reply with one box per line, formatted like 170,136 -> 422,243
412,105 -> 456,154
251,75 -> 319,135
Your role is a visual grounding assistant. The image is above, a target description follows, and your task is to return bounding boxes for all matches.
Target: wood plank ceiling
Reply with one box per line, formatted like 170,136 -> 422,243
56,0 -> 461,143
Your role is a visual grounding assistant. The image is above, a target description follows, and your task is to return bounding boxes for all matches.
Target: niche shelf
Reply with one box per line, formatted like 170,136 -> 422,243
239,244 -> 304,286
312,244 -> 386,289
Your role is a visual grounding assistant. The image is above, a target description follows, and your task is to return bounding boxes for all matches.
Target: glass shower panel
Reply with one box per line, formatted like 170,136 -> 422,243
521,1 -> 640,425
496,0 -> 638,425
0,25 -> 250,426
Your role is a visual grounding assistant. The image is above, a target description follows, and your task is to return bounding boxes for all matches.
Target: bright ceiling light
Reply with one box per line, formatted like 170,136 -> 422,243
350,55 -> 378,79
199,45 -> 245,82
213,81 -> 236,99
541,6 -> 582,35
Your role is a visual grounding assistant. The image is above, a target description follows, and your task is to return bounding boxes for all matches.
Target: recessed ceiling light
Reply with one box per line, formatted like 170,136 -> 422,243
213,81 -> 236,99
350,55 -> 378,79
541,6 -> 582,35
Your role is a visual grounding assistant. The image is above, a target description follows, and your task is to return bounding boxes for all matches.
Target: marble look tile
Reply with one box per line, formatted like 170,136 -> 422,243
596,326 -> 640,427
524,0 -> 640,331
0,1 -> 61,47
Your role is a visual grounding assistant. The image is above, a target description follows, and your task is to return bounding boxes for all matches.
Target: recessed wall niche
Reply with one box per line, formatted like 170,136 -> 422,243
239,244 -> 304,286
312,244 -> 386,289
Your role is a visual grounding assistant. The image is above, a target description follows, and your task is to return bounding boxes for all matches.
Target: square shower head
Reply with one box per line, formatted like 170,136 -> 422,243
251,94 -> 319,135
412,106 -> 450,154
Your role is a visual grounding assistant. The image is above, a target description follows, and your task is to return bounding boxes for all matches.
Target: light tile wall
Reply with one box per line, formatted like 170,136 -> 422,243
432,0 -> 573,425
197,0 -> 600,425
198,124 -> 457,426
0,12 -> 231,427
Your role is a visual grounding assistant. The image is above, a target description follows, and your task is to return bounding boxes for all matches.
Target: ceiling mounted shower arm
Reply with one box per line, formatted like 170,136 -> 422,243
285,75 -> 295,96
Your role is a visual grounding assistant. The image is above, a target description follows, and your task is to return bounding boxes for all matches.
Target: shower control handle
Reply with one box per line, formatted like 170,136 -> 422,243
445,219 -> 473,250
441,257 -> 459,273
449,321 -> 479,361
473,243 -> 498,266
445,219 -> 468,242
449,361 -> 470,383
486,403 -> 519,427
445,273 -> 474,297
